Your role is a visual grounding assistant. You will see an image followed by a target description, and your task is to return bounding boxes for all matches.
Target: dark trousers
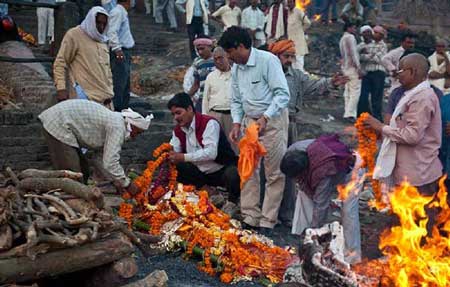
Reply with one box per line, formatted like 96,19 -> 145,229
43,130 -> 89,183
357,70 -> 386,121
320,0 -> 337,21
110,48 -> 131,112
187,17 -> 204,60
417,180 -> 440,235
176,162 -> 240,203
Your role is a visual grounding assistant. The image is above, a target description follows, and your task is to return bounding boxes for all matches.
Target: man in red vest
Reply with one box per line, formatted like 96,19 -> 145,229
167,93 -> 240,206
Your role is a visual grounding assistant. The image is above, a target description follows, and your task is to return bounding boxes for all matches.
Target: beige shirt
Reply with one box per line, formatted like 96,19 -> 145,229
53,26 -> 114,104
212,5 -> 241,31
287,7 -> 310,56
382,86 -> 442,186
202,69 -> 232,112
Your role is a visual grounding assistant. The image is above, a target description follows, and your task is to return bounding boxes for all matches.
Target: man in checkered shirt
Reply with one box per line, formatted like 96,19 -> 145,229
39,99 -> 152,193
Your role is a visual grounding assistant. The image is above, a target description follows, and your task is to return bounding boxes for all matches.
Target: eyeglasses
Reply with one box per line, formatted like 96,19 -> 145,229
395,68 -> 412,76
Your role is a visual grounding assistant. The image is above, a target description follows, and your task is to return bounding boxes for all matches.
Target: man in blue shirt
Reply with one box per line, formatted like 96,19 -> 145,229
218,26 -> 290,235
102,0 -> 135,111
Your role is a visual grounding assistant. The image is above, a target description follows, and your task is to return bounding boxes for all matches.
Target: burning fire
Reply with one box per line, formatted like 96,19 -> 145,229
295,0 -> 310,11
313,14 -> 322,21
354,177 -> 450,287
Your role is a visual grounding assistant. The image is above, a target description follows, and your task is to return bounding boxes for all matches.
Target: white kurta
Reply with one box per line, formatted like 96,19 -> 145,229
429,52 -> 450,94
287,7 -> 310,56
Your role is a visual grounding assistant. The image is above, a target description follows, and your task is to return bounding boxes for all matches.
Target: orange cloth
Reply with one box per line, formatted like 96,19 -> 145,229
238,123 -> 267,188
268,39 -> 296,55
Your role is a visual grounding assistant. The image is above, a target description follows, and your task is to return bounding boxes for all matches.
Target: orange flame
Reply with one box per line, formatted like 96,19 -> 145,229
354,176 -> 450,286
313,14 -> 322,21
295,0 -> 311,11
377,176 -> 450,287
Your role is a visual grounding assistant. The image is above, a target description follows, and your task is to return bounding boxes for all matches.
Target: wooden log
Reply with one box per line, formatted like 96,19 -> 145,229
18,169 -> 83,181
84,256 -> 139,287
18,178 -> 104,209
0,232 -> 134,284
121,270 -> 169,287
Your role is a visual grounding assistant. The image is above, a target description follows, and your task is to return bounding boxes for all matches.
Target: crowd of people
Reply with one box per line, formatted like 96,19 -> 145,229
1,0 -> 450,266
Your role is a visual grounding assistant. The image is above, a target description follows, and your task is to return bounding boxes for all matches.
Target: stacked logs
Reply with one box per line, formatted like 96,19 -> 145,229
0,168 -> 152,261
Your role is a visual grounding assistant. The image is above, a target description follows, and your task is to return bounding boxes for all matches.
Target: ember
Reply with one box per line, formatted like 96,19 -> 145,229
295,0 -> 311,11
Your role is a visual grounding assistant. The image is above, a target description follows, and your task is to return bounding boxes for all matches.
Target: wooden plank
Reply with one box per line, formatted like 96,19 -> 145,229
0,232 -> 134,284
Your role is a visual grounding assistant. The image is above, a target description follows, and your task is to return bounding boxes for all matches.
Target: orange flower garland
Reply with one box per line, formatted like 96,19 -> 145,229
355,113 -> 384,209
118,203 -> 133,228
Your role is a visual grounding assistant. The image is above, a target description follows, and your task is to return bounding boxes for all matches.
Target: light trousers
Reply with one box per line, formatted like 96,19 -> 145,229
155,0 -> 177,28
342,67 -> 361,119
37,7 -> 54,45
292,55 -> 305,71
240,109 -> 289,228
207,110 -> 238,154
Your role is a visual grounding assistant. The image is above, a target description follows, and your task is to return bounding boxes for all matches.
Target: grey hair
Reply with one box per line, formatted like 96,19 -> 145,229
213,46 -> 226,56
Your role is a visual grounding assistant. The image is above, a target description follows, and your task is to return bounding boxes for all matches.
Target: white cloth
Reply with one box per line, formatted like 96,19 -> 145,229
202,69 -> 232,112
429,52 -> 450,94
37,8 -> 54,45
170,117 -> 223,174
241,6 -> 266,44
287,7 -> 310,56
121,108 -> 153,136
292,55 -> 304,71
374,80 -> 431,180
212,5 -> 241,31
265,4 -> 285,41
360,25 -> 372,34
342,67 -> 361,119
183,66 -> 200,101
382,46 -> 405,91
80,7 -> 109,43
340,32 -> 360,71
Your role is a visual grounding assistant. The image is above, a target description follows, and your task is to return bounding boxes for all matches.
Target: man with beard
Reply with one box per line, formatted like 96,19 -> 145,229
167,93 -> 240,206
268,39 -> 347,226
53,7 -> 114,108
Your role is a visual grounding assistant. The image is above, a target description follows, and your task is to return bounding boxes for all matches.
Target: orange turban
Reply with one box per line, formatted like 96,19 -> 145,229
268,39 -> 296,55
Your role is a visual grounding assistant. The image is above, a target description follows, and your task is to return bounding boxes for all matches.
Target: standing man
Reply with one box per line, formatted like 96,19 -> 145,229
339,21 -> 361,123
53,7 -> 114,107
265,0 -> 287,44
176,0 -> 209,60
102,0 -> 135,112
268,39 -> 347,225
363,53 -> 442,214
187,36 -> 215,113
241,0 -> 266,48
357,25 -> 387,121
39,99 -> 152,193
155,0 -> 178,32
218,27 -> 290,235
202,47 -> 238,153
211,0 -> 241,32
286,0 -> 310,71
382,33 -> 416,92
428,39 -> 450,95
37,0 -> 55,45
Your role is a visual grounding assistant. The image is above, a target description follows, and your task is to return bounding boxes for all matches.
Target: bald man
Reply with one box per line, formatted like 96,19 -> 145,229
202,47 -> 237,154
428,39 -> 450,94
362,53 -> 442,196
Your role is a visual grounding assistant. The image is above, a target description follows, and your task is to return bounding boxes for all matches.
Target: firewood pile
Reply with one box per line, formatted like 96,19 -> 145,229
0,168 -> 157,284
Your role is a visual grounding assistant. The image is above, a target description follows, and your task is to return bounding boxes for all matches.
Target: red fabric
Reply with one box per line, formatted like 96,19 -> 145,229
174,113 -> 216,153
269,4 -> 288,38
299,134 -> 353,198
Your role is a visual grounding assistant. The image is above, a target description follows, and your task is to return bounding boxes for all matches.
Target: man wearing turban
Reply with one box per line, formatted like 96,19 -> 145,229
39,99 -> 153,194
269,39 -> 348,226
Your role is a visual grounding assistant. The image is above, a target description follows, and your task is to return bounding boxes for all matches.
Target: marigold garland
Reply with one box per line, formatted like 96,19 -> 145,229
118,142 -> 294,284
355,113 -> 385,209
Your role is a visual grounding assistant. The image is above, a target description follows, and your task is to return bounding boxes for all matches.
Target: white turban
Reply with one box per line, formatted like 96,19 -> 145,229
360,25 -> 373,34
80,6 -> 109,43
121,108 -> 153,135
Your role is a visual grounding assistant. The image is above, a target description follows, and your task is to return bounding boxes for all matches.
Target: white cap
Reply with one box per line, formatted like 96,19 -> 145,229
121,108 -> 153,133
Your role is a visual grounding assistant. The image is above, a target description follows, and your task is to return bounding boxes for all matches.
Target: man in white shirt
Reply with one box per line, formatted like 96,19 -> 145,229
428,39 -> 450,94
168,93 -> 240,205
241,0 -> 265,47
202,47 -> 237,153
382,33 -> 416,91
211,0 -> 241,32
102,0 -> 135,111
339,21 -> 361,122
286,0 -> 310,71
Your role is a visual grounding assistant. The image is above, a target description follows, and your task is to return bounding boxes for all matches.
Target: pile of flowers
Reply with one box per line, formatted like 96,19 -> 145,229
119,143 -> 295,284
355,113 -> 385,209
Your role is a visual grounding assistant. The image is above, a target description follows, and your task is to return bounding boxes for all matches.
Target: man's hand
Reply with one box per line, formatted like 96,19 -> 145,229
115,49 -> 125,62
229,123 -> 241,144
126,182 -> 140,195
331,73 -> 349,87
168,151 -> 185,164
362,114 -> 385,132
256,116 -> 268,136
57,89 -> 69,102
